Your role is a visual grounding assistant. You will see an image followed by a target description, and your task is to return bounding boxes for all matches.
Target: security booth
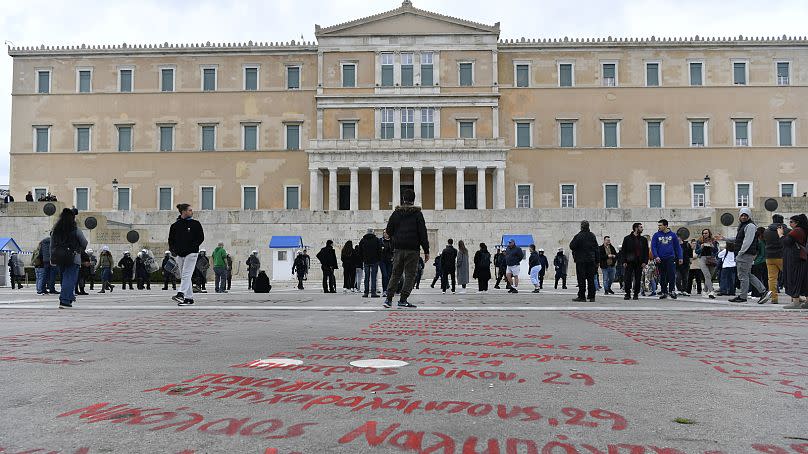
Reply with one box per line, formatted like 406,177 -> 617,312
0,237 -> 23,288
500,234 -> 535,281
269,236 -> 304,281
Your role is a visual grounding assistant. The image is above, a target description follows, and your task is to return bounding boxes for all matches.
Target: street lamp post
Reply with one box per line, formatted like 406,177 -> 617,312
704,174 -> 711,208
112,178 -> 119,210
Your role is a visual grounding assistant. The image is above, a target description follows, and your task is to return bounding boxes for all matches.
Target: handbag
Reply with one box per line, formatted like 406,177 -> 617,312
797,243 -> 808,261
706,257 -> 717,267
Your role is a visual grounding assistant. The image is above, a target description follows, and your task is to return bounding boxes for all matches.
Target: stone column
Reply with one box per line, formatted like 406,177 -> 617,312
328,168 -> 338,211
371,167 -> 380,211
309,169 -> 319,211
477,167 -> 486,210
434,167 -> 444,210
392,167 -> 401,207
349,167 -> 359,211
414,167 -> 422,206
456,167 -> 465,210
496,166 -> 506,209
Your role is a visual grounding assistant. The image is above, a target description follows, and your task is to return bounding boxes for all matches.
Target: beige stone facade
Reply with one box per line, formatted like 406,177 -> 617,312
7,1 -> 808,213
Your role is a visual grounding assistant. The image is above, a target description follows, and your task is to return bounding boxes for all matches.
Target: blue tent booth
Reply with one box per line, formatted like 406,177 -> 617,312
500,234 -> 535,281
0,237 -> 23,288
269,236 -> 306,281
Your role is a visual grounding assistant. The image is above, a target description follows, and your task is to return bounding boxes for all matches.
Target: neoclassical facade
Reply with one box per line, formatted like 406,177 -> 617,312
7,1 -> 808,212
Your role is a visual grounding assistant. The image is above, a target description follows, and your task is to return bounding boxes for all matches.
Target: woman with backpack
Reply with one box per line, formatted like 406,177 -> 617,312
473,243 -> 492,292
49,208 -> 87,308
97,246 -> 115,293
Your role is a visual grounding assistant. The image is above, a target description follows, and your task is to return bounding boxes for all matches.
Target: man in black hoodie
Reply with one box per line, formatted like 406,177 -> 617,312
440,239 -> 458,294
168,203 -> 205,306
383,189 -> 429,308
359,229 -> 382,297
569,220 -> 599,302
763,214 -> 789,303
316,240 -> 338,293
620,223 -> 648,300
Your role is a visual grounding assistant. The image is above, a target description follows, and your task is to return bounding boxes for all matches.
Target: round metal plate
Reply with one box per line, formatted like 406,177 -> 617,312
126,230 -> 140,243
720,213 -> 735,226
84,217 -> 98,230
43,203 -> 56,216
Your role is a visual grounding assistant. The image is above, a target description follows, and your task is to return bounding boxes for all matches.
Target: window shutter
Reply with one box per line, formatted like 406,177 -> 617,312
689,63 -> 702,86
648,122 -> 661,147
779,121 -> 792,146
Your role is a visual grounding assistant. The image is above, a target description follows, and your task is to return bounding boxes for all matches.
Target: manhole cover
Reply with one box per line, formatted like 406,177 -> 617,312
350,359 -> 409,368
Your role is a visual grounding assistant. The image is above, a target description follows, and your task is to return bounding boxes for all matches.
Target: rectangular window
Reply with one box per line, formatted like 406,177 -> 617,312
381,108 -> 395,139
689,62 -> 703,86
421,108 -> 435,139
690,121 -> 706,146
459,121 -> 474,139
286,124 -> 300,150
159,126 -> 174,151
736,183 -> 751,207
244,67 -> 258,90
602,63 -> 616,86
78,70 -> 91,93
202,68 -> 216,91
119,69 -> 133,92
648,184 -> 663,208
515,64 -> 529,87
285,186 -> 300,210
201,125 -> 216,151
381,53 -> 394,87
117,188 -> 130,211
35,127 -> 49,152
341,122 -> 356,140
421,52 -> 433,86
342,63 -> 356,87
561,184 -> 575,208
243,124 -> 258,151
517,184 -> 531,208
733,62 -> 747,85
401,53 -> 414,86
75,188 -> 89,211
778,120 -> 794,146
734,120 -> 750,146
604,184 -> 619,208
459,62 -> 473,86
646,62 -> 660,86
560,122 -> 575,147
401,108 -> 415,139
692,183 -> 706,208
287,66 -> 300,89
34,188 -> 47,201
201,187 -> 215,210
777,62 -> 790,85
603,121 -> 619,147
117,126 -> 132,152
780,183 -> 795,198
559,63 -> 573,87
76,127 -> 91,152
243,186 -> 257,210
37,70 -> 50,94
516,122 -> 531,147
158,187 -> 173,211
647,121 -> 662,147
161,68 -> 174,92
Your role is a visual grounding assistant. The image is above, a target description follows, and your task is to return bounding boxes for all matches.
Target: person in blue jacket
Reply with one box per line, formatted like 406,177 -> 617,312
651,219 -> 682,300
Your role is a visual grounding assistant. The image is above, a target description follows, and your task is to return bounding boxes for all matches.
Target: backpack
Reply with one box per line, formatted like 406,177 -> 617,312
50,232 -> 78,267
31,244 -> 43,267
479,251 -> 491,267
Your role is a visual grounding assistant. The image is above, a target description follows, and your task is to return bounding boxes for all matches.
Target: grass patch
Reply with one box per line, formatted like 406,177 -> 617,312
674,417 -> 696,425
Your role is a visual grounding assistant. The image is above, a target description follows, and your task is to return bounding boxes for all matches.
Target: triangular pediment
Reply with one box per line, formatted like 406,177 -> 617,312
316,2 -> 499,37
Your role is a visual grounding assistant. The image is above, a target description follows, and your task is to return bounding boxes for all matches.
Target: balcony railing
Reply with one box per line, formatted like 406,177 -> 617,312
778,76 -> 790,85
309,137 -> 507,151
735,138 -> 749,146
603,77 -> 616,87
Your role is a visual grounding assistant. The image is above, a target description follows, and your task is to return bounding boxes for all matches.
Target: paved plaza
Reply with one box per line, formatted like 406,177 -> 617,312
0,283 -> 807,454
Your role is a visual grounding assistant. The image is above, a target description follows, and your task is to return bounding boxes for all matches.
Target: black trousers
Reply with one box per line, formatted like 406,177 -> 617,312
555,274 -> 567,289
576,261 -> 597,299
495,268 -> 507,287
431,271 -> 441,287
322,267 -> 336,293
227,271 -> 232,290
87,273 -> 95,290
248,276 -> 255,289
676,264 -> 690,292
441,270 -> 456,292
624,262 -> 643,297
296,271 -> 305,289
477,277 -> 489,291
688,269 -> 703,294
163,274 -> 176,290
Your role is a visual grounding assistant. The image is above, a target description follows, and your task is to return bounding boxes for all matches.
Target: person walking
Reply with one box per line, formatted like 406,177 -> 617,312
675,236 -> 694,296
537,248 -> 549,289
316,240 -> 338,293
554,248 -> 569,289
620,223 -> 648,300
750,227 -> 768,298
49,208 -> 87,308
359,228 -> 381,298
440,239 -> 458,294
493,247 -> 506,289
75,250 -> 91,295
32,241 -> 46,294
212,242 -> 229,293
86,248 -> 97,291
302,249 -> 311,281
225,253 -> 233,291
651,219 -> 683,300
570,220 -> 599,302
168,203 -> 205,306
415,256 -> 425,289
246,251 -> 260,290
430,254 -> 442,289
97,246 -> 115,293
695,229 -> 719,299
118,252 -> 135,290
341,241 -> 355,292
717,208 -> 772,304
503,239 -> 525,293
473,243 -> 492,292
380,231 -> 394,296
135,251 -> 150,290
779,214 -> 808,309
763,214 -> 789,304
9,251 -> 24,289
456,240 -> 470,293
528,244 -> 542,293
383,189 -> 429,309
292,251 -> 308,290
599,236 -> 618,295
718,244 -> 737,296
161,251 -> 177,291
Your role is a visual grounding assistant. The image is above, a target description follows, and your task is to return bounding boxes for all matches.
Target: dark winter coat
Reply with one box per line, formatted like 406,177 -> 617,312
317,245 -> 338,270
473,249 -> 492,280
359,233 -> 382,264
599,244 -> 618,268
553,253 -> 569,275
440,245 -> 458,272
621,233 -> 649,265
538,253 -> 549,275
385,205 -> 429,254
764,223 -> 790,259
569,229 -> 599,263
504,245 -> 524,266
529,251 -> 540,269
168,216 -> 204,257
246,255 -> 260,277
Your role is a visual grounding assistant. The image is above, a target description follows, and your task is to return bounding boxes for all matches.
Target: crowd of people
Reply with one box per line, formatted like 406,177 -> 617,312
1,191 -> 58,203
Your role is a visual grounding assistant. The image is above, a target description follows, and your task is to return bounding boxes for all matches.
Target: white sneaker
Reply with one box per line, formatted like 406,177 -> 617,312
442,291 -> 446,294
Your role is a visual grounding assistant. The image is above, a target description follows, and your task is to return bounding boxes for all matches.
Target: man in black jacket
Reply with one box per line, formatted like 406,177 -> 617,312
440,239 -> 458,294
763,214 -> 789,303
383,189 -> 430,308
168,203 -> 205,306
620,223 -> 648,300
316,240 -> 338,293
537,249 -> 549,289
569,220 -> 599,302
359,229 -> 382,297
118,252 -> 135,290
